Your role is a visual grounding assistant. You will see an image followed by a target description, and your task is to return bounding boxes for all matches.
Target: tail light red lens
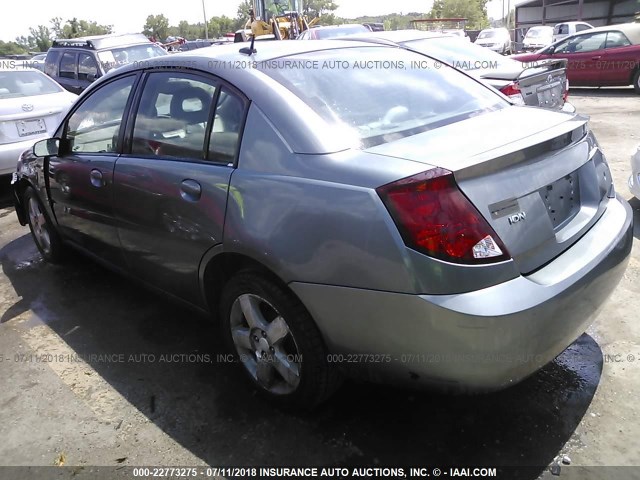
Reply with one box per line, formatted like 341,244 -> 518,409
377,168 -> 510,265
500,82 -> 525,105
563,79 -> 570,102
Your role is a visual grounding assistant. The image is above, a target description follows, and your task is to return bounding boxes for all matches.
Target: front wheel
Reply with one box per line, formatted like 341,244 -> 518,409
219,271 -> 341,409
23,186 -> 65,263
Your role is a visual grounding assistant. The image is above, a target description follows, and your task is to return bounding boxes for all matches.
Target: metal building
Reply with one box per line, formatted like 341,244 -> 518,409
515,0 -> 638,29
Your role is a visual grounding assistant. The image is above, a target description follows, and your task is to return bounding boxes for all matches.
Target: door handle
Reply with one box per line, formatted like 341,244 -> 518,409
90,169 -> 104,187
180,179 -> 202,202
591,55 -> 602,60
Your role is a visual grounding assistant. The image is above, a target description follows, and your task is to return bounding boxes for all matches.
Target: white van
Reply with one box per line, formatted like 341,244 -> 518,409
523,25 -> 554,51
552,21 -> 594,42
475,27 -> 512,54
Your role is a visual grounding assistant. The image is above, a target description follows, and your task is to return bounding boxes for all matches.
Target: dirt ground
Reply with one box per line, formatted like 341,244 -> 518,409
0,87 -> 638,480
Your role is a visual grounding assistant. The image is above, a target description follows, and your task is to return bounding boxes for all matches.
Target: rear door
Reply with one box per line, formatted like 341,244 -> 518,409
57,51 -> 82,94
48,74 -> 138,266
113,70 -> 246,305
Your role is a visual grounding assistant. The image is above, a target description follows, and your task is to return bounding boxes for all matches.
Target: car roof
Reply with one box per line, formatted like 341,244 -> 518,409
51,33 -> 152,50
340,29 -> 448,44
580,22 -> 640,44
175,38 -> 389,62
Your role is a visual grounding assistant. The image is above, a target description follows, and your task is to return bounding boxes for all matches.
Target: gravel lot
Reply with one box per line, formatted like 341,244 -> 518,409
0,87 -> 638,479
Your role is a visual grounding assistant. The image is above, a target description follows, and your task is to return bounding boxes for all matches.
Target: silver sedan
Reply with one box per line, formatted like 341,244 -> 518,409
12,41 -> 633,408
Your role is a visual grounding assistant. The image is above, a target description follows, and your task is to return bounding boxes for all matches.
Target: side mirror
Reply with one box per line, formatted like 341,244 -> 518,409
547,45 -> 556,54
33,138 -> 60,158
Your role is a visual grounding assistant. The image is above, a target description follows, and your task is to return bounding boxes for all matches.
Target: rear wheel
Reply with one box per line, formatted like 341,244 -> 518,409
219,271 -> 341,409
633,69 -> 640,94
23,186 -> 65,263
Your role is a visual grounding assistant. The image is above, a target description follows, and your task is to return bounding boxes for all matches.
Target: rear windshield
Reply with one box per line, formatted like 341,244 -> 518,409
0,70 -> 63,98
403,37 -> 521,71
313,25 -> 370,39
98,44 -> 167,72
258,47 -> 507,148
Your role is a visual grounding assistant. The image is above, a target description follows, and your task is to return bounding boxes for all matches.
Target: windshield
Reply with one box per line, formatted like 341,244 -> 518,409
258,47 -> 507,148
98,44 -> 167,72
477,30 -> 497,39
525,27 -> 552,39
0,70 -> 63,98
403,37 -> 521,71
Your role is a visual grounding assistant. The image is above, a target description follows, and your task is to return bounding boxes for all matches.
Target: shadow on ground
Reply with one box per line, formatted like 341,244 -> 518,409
0,234 -> 602,478
568,87 -> 636,98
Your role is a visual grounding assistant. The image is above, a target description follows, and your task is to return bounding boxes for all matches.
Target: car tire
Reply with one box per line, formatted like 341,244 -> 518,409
23,186 -> 66,263
633,69 -> 640,94
219,270 -> 342,409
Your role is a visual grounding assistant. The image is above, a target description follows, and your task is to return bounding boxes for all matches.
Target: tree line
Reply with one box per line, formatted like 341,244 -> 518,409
0,0 -> 493,56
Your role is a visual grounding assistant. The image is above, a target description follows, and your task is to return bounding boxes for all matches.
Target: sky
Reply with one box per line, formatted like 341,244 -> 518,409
0,0 -> 509,42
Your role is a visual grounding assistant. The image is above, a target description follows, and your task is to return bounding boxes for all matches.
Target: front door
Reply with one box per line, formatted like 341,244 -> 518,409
48,74 -> 137,266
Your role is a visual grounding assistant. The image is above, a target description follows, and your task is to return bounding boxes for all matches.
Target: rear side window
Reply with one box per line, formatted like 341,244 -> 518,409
44,50 -> 61,77
131,72 -> 217,161
259,47 -> 507,148
59,52 -> 76,79
209,88 -> 246,165
65,75 -> 135,154
605,31 -> 631,49
576,24 -> 592,32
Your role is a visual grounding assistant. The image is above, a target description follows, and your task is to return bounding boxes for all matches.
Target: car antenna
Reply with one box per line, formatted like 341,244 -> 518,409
239,35 -> 257,55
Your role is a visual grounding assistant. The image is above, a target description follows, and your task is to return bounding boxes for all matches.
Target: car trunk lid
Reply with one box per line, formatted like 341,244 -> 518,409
366,106 -> 612,274
0,94 -> 67,145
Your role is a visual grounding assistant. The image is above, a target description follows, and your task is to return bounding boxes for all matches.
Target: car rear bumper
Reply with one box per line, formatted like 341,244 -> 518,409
291,195 -> 633,391
0,136 -> 46,175
629,146 -> 640,199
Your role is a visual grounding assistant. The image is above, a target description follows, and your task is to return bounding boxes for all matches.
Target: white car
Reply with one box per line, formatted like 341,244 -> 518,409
552,21 -> 594,43
475,27 -> 512,54
523,25 -> 554,51
629,145 -> 640,199
0,67 -> 76,176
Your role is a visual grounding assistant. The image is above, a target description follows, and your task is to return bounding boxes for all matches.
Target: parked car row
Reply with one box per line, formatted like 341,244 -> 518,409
8,35 -> 634,408
513,22 -> 640,93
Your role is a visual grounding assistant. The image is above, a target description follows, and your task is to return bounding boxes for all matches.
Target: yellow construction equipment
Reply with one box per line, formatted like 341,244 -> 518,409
235,0 -> 319,42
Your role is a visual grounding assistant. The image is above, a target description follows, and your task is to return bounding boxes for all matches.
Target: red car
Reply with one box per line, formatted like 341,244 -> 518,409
513,22 -> 640,93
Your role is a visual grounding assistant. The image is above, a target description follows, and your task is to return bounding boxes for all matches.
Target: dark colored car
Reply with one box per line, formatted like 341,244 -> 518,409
344,30 -> 573,111
513,22 -> 640,93
44,33 -> 167,94
11,41 -> 632,409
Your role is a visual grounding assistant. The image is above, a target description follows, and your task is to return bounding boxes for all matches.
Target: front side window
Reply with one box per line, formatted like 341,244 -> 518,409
131,72 -> 217,161
65,75 -> 135,154
259,47 -> 507,148
576,24 -> 592,32
555,32 -> 607,54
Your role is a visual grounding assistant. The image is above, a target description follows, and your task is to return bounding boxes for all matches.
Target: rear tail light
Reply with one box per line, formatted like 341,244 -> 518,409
377,168 -> 510,265
563,79 -> 570,102
500,82 -> 525,105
